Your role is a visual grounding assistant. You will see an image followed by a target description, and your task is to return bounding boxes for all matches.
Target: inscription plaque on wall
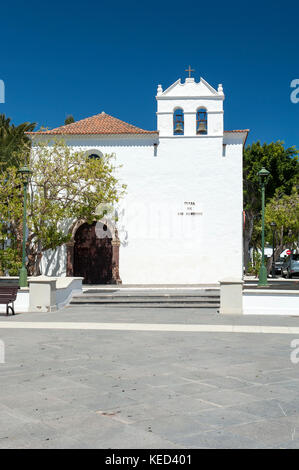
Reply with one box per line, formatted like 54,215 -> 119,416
178,201 -> 203,216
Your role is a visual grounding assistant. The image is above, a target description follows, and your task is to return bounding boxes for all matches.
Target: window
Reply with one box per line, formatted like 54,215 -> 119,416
86,149 -> 103,160
173,108 -> 184,135
88,153 -> 102,160
196,108 -> 207,135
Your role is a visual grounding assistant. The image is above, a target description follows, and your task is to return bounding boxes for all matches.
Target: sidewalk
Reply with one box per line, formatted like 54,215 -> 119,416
1,305 -> 299,448
2,303 -> 299,327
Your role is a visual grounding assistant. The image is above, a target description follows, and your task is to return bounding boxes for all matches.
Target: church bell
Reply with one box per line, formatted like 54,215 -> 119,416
174,122 -> 183,134
197,121 -> 207,135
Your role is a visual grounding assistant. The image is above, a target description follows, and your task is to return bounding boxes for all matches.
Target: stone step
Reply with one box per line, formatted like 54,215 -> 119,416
79,290 -> 219,297
70,295 -> 220,307
71,298 -> 219,303
70,288 -> 220,308
69,301 -> 219,308
73,293 -> 220,300
82,288 -> 219,291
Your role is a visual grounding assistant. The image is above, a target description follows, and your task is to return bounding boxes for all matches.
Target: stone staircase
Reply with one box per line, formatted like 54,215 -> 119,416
70,287 -> 220,309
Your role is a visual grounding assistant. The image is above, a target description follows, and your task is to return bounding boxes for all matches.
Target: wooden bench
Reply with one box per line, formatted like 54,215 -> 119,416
0,286 -> 19,315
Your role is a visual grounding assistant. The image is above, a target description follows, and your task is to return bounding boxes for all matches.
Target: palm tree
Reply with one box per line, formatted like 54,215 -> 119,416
0,114 -> 36,169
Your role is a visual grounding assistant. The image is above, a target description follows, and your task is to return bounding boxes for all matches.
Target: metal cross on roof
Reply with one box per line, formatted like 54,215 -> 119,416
185,65 -> 195,78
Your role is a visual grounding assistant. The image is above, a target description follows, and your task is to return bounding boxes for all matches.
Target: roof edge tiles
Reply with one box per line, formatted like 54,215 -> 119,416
28,112 -> 158,136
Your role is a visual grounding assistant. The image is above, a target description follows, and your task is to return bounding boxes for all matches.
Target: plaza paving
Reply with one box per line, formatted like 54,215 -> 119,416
1,305 -> 299,448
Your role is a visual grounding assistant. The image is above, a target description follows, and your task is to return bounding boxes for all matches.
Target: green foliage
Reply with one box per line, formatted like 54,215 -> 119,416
247,250 -> 261,277
0,222 -> 22,275
265,188 -> 299,248
244,141 -> 299,214
0,139 -> 126,275
251,222 -> 262,249
0,247 -> 21,276
64,115 -> 75,125
0,114 -> 36,169
243,141 -> 299,271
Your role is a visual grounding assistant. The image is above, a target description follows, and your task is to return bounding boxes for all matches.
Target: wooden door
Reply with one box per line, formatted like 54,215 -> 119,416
73,222 -> 112,284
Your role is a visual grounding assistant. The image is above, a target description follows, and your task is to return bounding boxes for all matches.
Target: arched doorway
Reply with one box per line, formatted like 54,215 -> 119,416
73,221 -> 112,284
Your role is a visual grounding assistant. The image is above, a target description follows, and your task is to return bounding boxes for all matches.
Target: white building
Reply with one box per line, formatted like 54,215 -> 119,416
30,72 -> 248,285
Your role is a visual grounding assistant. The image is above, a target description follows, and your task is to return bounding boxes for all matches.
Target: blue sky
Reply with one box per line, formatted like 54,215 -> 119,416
1,0 -> 298,148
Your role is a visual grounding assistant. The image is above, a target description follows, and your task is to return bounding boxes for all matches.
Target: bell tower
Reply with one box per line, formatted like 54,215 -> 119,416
156,70 -> 224,138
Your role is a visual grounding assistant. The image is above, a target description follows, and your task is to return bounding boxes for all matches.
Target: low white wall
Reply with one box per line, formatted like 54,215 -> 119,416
0,277 -> 82,314
29,276 -> 83,312
243,290 -> 299,316
0,288 -> 29,314
56,278 -> 83,309
28,276 -> 83,313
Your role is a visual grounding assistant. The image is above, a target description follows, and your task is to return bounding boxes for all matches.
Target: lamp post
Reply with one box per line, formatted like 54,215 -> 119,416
17,166 -> 32,288
258,167 -> 270,287
297,185 -> 299,253
270,221 -> 277,278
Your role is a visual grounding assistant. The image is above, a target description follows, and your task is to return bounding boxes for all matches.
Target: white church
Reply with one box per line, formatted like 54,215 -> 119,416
31,69 -> 248,285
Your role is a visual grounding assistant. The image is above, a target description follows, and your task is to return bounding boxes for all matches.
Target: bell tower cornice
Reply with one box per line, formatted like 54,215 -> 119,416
156,72 -> 224,137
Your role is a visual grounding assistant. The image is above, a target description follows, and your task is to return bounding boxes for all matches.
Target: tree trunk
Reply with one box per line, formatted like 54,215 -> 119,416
266,256 -> 272,274
266,226 -> 287,275
26,246 -> 42,276
244,211 -> 255,273
274,226 -> 285,260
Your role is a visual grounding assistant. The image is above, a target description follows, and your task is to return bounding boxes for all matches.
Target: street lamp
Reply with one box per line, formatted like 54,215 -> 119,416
258,167 -> 270,287
17,165 -> 32,287
270,221 -> 277,278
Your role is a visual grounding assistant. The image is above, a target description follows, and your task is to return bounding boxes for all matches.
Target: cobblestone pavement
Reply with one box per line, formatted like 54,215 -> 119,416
1,305 -> 299,448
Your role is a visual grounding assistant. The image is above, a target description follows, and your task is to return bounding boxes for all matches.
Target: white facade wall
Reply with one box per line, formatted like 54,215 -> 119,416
40,135 -> 243,284
38,76 -> 245,284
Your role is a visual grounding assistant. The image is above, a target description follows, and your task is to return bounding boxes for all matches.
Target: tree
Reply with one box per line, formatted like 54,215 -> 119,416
64,115 -> 75,125
0,115 -> 35,274
0,139 -> 126,276
265,188 -> 299,262
243,141 -> 299,271
0,114 -> 35,169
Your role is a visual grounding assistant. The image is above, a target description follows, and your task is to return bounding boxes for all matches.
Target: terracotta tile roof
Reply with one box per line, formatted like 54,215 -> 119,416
29,112 -> 158,136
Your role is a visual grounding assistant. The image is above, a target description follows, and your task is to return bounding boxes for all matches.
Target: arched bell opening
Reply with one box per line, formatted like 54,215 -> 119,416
196,108 -> 208,135
173,108 -> 184,135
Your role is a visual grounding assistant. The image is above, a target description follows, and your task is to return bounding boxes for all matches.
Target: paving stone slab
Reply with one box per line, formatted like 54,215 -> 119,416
1,306 -> 299,448
168,429 -> 268,449
227,416 -> 299,446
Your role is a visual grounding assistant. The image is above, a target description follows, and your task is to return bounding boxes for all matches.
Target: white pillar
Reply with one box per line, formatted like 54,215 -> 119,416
219,278 -> 243,315
29,276 -> 57,312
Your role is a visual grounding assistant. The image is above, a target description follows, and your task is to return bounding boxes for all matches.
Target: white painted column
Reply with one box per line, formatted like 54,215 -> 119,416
219,278 -> 243,315
29,276 -> 57,312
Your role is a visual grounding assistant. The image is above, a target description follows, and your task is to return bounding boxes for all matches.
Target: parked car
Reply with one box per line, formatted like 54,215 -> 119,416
281,254 -> 299,278
274,257 -> 286,275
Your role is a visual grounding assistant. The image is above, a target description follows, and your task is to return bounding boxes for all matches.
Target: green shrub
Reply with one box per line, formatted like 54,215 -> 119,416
0,247 -> 22,276
247,250 -> 261,277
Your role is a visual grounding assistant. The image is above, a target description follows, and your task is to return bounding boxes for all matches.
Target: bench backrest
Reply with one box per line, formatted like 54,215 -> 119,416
0,286 -> 19,302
